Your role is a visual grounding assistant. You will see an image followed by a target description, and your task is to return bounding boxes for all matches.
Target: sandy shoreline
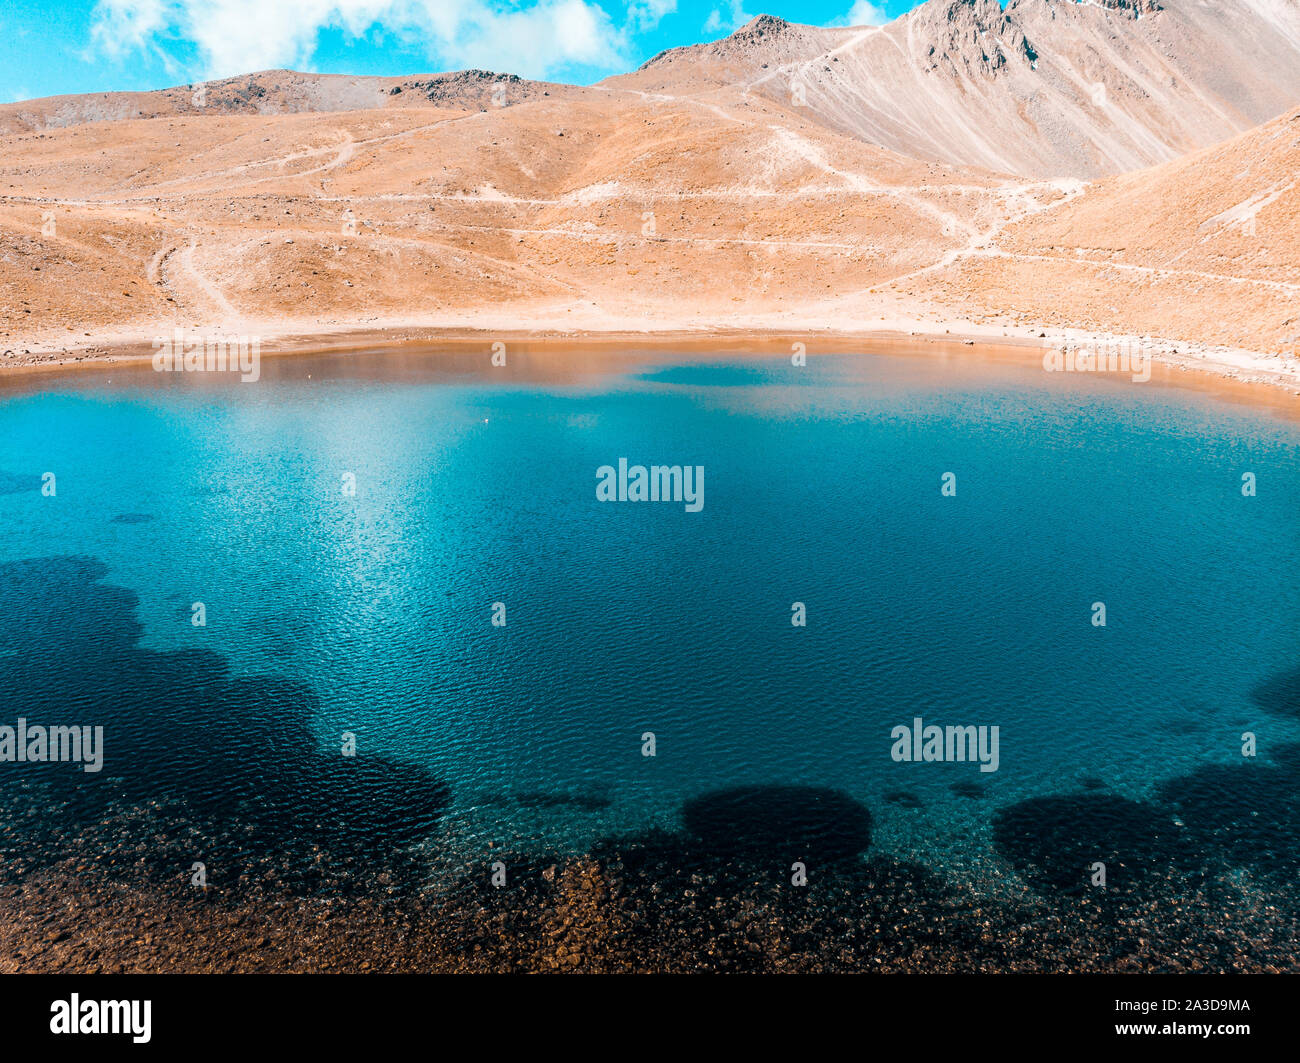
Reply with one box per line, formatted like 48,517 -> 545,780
4,313 -> 1300,417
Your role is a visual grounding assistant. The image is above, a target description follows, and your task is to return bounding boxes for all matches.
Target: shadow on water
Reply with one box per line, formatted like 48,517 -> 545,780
0,472 -> 43,496
1252,666 -> 1300,718
1157,742 -> 1300,896
680,785 -> 872,865
991,793 -> 1201,903
988,663 -> 1300,912
0,555 -> 451,896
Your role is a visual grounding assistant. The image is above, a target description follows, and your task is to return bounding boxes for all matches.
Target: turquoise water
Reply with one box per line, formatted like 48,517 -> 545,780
2,346 -> 1299,909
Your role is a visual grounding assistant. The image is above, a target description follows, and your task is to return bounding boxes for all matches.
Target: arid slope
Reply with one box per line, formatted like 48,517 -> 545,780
928,106 -> 1300,355
0,69 -> 597,137
624,0 -> 1300,178
1,88 -> 1059,358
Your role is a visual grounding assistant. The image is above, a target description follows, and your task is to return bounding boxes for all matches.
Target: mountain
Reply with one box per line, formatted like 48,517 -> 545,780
619,0 -> 1300,178
10,1 -> 1300,179
0,69 -> 597,137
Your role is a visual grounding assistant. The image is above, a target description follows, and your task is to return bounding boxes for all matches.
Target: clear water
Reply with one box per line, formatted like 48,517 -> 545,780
2,345 -> 1299,908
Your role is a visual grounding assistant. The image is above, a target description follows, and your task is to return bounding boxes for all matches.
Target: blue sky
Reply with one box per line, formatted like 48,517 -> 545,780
0,0 -> 925,103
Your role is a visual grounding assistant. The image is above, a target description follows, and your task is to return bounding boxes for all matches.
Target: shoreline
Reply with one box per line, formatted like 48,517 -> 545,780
5,800 -> 1295,974
4,313 -> 1300,412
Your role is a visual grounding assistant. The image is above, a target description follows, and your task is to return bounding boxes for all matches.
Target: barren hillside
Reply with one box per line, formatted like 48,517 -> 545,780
1,87 -> 1043,357
933,106 -> 1300,354
623,0 -> 1300,178
0,69 -> 597,138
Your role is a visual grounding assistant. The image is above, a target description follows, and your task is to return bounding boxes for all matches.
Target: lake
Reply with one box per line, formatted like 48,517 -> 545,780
2,341 -> 1299,969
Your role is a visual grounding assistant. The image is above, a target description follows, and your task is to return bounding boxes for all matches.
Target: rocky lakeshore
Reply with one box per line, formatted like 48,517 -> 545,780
3,791 -> 1297,974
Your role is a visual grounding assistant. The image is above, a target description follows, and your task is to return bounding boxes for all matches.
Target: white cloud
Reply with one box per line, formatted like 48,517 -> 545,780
89,0 -> 628,81
832,1 -> 891,28
703,0 -> 751,36
427,0 -> 624,76
627,0 -> 676,33
90,0 -> 169,57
